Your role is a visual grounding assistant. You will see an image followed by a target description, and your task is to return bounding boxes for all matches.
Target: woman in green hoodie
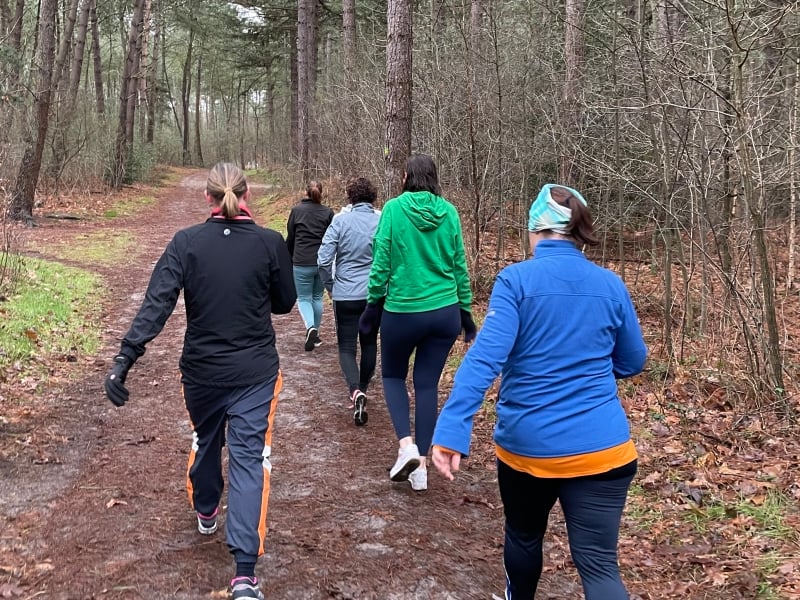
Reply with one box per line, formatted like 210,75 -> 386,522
359,154 -> 476,491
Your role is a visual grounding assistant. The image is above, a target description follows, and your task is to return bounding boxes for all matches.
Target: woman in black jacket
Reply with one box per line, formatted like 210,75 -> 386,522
103,162 -> 296,600
286,181 -> 334,351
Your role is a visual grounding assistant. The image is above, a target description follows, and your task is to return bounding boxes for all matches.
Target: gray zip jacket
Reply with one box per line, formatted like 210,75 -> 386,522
317,202 -> 381,301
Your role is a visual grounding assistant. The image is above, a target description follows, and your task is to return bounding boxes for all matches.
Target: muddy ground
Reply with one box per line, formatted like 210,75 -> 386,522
0,171 -> 582,599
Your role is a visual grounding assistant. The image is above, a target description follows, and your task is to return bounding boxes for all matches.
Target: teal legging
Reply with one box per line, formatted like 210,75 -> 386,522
293,265 -> 324,330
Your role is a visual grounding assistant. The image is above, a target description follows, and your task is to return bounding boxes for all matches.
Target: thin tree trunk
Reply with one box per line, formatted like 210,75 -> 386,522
162,24 -> 181,138
297,0 -> 310,173
560,0 -> 585,184
0,0 -> 22,136
385,0 -> 412,197
110,0 -> 146,188
181,24 -> 195,165
788,51 -> 799,290
289,28 -> 298,157
194,52 -> 203,165
343,0 -> 355,75
49,0 -> 92,182
125,6 -> 143,145
138,0 -> 151,141
146,0 -> 159,144
8,0 -> 57,224
52,0 -> 81,91
90,0 -> 104,115
342,0 -> 357,166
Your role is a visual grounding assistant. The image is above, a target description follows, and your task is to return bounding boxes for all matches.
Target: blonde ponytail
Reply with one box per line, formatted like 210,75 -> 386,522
207,163 -> 247,218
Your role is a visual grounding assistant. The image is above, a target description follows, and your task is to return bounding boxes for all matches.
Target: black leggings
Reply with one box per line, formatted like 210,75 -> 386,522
333,299 -> 378,395
498,458 -> 637,599
379,304 -> 461,455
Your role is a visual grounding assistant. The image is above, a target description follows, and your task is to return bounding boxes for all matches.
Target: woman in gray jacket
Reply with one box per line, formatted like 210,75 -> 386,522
318,177 -> 381,426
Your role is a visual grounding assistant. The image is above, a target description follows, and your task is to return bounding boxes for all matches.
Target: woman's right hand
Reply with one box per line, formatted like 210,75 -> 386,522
432,446 -> 461,481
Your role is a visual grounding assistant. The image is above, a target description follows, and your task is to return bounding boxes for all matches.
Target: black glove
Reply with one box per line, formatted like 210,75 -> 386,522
359,301 -> 384,335
460,309 -> 477,343
104,354 -> 132,407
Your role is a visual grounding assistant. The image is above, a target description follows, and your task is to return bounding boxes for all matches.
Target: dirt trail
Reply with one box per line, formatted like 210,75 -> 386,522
0,172 -> 578,599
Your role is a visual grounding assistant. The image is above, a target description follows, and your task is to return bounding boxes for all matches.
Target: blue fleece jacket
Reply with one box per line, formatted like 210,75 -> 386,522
432,240 -> 648,458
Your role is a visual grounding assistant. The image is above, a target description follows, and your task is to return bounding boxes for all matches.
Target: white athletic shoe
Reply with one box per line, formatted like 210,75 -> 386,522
409,466 -> 427,491
390,444 -> 421,482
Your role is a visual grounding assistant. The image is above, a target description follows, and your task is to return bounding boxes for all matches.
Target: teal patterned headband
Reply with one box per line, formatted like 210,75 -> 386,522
528,184 -> 588,233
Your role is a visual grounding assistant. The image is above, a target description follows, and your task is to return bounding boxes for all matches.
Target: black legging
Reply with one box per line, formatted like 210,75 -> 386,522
379,304 -> 461,455
498,458 -> 637,599
333,299 -> 378,395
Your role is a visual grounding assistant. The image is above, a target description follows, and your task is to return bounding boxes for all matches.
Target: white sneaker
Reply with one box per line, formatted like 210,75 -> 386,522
389,444 -> 421,482
409,466 -> 427,491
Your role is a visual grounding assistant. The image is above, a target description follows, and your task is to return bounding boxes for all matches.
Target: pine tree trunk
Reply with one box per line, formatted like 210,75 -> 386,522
110,0 -> 146,188
194,53 -> 203,165
8,0 -> 57,224
181,24 -> 195,165
385,0 -> 412,197
90,0 -> 104,115
146,0 -> 159,144
560,0 -> 585,184
49,0 -> 92,183
297,0 -> 310,173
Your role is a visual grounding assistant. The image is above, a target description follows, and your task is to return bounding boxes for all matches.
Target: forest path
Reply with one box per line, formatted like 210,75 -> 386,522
0,170 -> 578,599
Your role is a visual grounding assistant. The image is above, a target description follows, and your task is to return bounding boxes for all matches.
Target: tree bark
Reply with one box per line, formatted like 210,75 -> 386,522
8,0 -> 57,224
89,0 -> 104,115
289,27 -> 298,157
385,0 -> 412,197
181,24 -> 195,165
342,0 -> 355,76
297,0 -> 311,172
146,0 -> 160,144
110,0 -> 146,188
194,53 -> 203,165
560,0 -> 585,184
48,0 -> 92,182
138,0 -> 151,141
52,0 -> 81,91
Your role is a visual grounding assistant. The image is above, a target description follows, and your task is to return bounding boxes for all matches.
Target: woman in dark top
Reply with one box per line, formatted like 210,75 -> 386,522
103,162 -> 297,600
286,181 -> 334,351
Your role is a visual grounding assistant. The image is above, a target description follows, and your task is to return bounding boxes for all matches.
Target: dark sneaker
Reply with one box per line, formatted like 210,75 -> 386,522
304,327 -> 318,351
196,508 -> 218,535
353,391 -> 368,426
231,576 -> 264,600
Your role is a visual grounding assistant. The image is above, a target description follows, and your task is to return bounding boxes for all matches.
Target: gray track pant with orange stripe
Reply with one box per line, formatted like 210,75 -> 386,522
183,373 -> 281,562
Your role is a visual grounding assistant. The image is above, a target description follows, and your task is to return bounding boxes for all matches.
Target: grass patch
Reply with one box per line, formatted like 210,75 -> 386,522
245,169 -> 282,186
626,483 -> 666,531
680,491 -> 795,540
104,195 -> 156,218
0,256 -> 103,376
252,193 -> 289,236
43,230 -> 136,266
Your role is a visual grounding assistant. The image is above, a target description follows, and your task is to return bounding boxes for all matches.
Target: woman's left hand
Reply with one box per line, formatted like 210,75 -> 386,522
432,446 -> 461,481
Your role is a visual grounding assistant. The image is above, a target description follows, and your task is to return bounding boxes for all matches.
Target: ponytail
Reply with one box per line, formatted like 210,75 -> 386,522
221,187 -> 240,219
307,181 -> 323,204
207,163 -> 248,218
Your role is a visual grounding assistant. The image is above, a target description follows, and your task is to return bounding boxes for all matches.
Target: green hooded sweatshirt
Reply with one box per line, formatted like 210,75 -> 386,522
367,190 -> 472,313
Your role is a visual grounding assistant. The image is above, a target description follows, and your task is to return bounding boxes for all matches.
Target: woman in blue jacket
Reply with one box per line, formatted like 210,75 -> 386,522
431,184 -> 647,600
318,177 -> 381,426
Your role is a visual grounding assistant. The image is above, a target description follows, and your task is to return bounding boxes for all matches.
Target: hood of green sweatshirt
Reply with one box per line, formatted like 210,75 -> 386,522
398,191 -> 448,231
